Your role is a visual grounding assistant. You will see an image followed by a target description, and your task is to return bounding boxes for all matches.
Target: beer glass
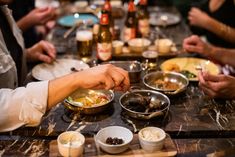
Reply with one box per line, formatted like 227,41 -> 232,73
142,50 -> 158,70
76,28 -> 93,63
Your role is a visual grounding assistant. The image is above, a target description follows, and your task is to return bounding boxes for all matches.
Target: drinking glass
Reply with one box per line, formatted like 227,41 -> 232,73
76,26 -> 93,63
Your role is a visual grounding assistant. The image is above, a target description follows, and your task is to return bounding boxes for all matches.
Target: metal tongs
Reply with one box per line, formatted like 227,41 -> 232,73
63,14 -> 93,39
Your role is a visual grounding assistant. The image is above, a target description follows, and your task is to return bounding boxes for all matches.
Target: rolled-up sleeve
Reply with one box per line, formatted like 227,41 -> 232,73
0,81 -> 49,132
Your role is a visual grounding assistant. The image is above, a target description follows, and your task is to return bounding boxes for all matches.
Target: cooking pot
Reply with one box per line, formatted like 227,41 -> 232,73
119,90 -> 170,120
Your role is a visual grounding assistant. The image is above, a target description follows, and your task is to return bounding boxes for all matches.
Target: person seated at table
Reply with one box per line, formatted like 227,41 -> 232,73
9,0 -> 56,48
0,2 -> 130,132
183,35 -> 235,99
188,0 -> 235,48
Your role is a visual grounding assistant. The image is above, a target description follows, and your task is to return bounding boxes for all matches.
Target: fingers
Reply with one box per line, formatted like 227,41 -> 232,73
183,35 -> 202,53
112,66 -> 130,91
37,7 -> 56,23
92,64 -> 130,91
103,75 -> 116,90
37,53 -> 53,63
39,40 -> 56,59
199,83 -> 217,98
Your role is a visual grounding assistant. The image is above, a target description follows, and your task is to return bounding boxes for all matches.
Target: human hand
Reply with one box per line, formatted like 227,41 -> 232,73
76,64 -> 130,92
188,7 -> 211,28
198,71 -> 235,99
25,7 -> 56,26
183,35 -> 212,56
26,40 -> 56,63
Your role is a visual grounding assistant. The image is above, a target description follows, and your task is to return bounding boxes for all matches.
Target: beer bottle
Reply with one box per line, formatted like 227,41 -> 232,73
97,10 -> 112,63
137,0 -> 150,38
103,0 -> 114,39
123,0 -> 137,42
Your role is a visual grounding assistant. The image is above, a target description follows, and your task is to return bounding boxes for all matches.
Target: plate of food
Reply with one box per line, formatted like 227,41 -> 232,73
57,13 -> 98,27
32,59 -> 89,80
150,12 -> 181,27
160,57 -> 220,81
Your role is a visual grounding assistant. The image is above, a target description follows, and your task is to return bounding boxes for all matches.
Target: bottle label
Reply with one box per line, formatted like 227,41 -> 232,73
123,27 -> 136,42
139,0 -> 147,5
100,14 -> 109,25
97,42 -> 112,61
138,19 -> 150,37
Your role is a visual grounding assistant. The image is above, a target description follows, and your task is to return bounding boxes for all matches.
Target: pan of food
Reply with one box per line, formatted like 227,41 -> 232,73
119,90 -> 170,120
143,71 -> 189,95
64,89 -> 114,114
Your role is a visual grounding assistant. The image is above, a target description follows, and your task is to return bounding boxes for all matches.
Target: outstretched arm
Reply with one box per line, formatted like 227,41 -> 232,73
188,7 -> 235,44
183,35 -> 235,67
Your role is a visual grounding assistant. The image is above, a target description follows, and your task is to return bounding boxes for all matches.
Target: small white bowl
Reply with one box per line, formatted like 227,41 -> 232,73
96,126 -> 133,154
155,38 -> 173,54
128,38 -> 151,53
112,40 -> 124,55
57,131 -> 85,157
138,127 -> 166,152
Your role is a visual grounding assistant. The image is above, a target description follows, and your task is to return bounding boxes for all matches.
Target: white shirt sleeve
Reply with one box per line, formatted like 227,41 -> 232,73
0,81 -> 49,132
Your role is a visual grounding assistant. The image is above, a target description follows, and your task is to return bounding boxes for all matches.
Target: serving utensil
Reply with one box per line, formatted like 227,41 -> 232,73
63,16 -> 93,39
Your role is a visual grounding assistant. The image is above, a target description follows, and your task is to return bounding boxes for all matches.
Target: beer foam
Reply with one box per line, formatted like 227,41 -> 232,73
76,30 -> 93,41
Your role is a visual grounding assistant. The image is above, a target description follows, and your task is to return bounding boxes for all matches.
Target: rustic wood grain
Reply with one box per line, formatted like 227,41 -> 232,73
49,134 -> 177,157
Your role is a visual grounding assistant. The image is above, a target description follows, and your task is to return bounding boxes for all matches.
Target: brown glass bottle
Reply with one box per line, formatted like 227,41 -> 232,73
123,0 -> 137,42
103,0 -> 114,39
97,10 -> 112,63
137,0 -> 150,38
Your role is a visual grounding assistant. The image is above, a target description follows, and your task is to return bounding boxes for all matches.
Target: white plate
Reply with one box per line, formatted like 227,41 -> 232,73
32,59 -> 89,80
150,12 -> 181,26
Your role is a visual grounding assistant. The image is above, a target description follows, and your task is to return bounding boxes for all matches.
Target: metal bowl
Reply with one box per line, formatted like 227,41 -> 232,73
64,89 -> 114,114
119,90 -> 170,120
143,71 -> 189,95
106,61 -> 142,83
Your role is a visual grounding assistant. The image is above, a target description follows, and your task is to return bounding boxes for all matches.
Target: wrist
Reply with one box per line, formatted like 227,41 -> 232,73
203,16 -> 214,30
72,72 -> 84,89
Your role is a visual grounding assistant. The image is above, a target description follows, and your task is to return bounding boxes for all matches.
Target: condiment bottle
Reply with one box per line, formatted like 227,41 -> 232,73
123,0 -> 137,42
137,0 -> 150,38
103,0 -> 114,39
96,10 -> 113,63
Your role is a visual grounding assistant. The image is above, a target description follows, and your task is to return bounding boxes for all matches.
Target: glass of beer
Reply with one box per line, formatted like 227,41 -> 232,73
142,50 -> 158,71
76,28 -> 93,63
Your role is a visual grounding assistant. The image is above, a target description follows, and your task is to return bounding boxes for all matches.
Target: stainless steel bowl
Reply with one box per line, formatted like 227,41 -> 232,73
64,89 -> 114,114
106,61 -> 142,83
119,90 -> 170,120
143,71 -> 189,95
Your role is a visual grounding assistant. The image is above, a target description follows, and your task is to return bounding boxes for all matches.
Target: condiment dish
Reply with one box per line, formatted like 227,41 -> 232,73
95,126 -> 133,154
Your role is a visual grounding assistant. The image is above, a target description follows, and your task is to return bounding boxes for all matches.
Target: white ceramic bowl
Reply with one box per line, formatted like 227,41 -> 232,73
57,131 -> 85,157
128,38 -> 151,53
112,40 -> 124,55
155,38 -> 173,54
96,126 -> 133,154
138,127 -> 166,152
